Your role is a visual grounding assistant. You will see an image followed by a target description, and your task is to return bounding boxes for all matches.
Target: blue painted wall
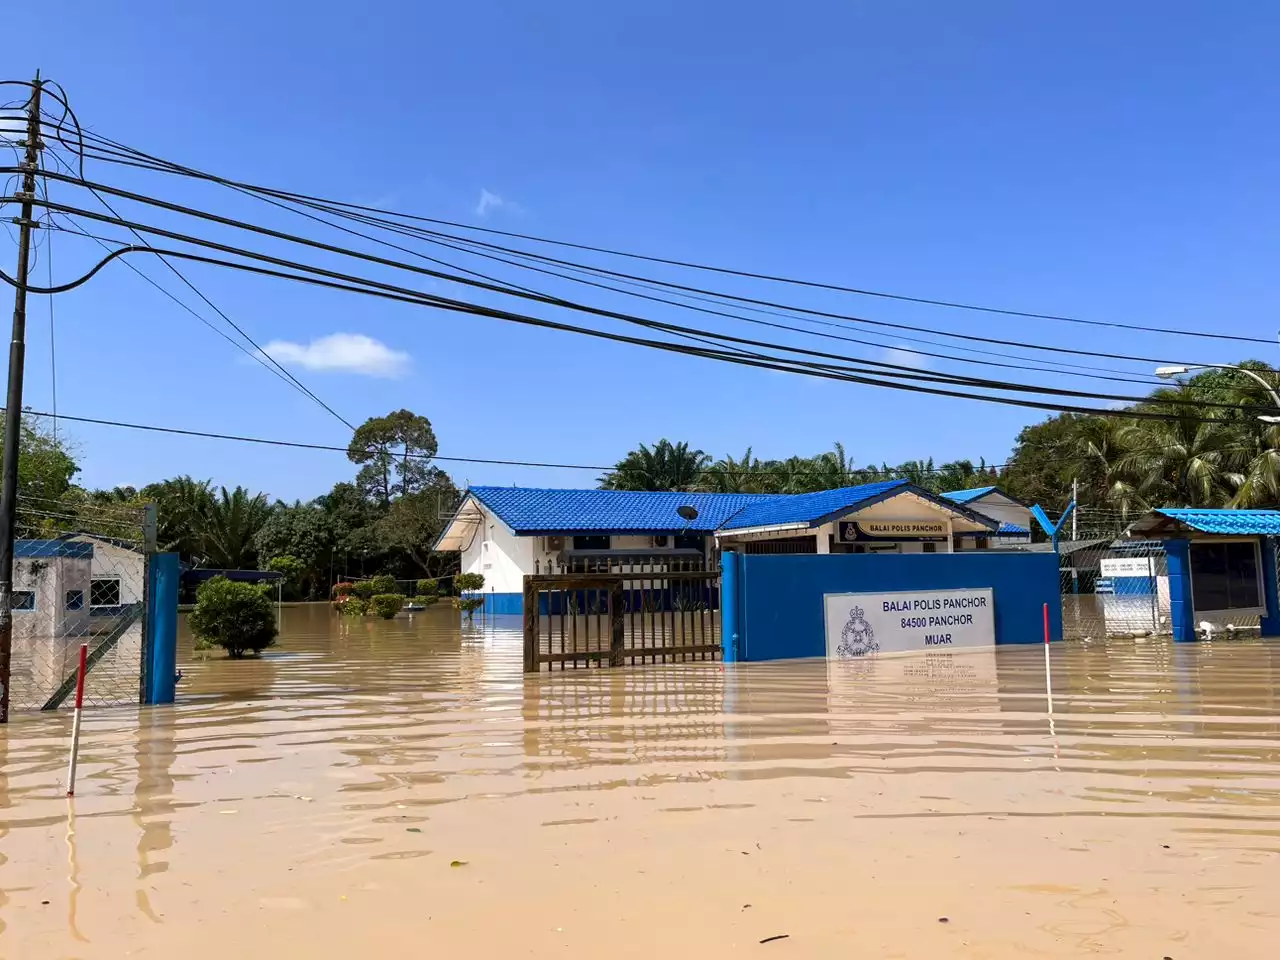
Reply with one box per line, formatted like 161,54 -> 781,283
737,552 -> 1062,662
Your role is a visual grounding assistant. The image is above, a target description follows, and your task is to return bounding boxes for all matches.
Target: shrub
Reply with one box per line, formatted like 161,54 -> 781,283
370,594 -> 405,619
416,578 -> 439,598
454,596 -> 485,621
455,572 -> 485,594
267,555 -> 306,600
331,581 -> 355,599
351,580 -> 377,600
368,574 -> 398,595
188,576 -> 278,658
416,594 -> 439,607
340,596 -> 369,617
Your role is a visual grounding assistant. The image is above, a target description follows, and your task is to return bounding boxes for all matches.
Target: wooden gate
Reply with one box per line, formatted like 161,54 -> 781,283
522,569 -> 721,671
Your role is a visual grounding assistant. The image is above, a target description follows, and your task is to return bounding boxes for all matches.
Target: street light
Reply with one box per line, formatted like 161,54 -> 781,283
1154,364 -> 1280,424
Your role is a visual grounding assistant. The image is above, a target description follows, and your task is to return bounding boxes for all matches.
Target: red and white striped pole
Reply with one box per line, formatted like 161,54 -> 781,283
1042,602 -> 1053,716
66,643 -> 87,797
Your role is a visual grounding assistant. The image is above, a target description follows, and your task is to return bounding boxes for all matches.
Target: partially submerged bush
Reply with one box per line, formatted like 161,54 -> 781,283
351,580 -> 377,600
454,596 -> 485,621
340,596 -> 369,617
368,574 -> 398,595
189,576 -> 277,658
416,578 -> 439,597
331,582 -> 355,599
370,594 -> 405,619
454,572 -> 485,594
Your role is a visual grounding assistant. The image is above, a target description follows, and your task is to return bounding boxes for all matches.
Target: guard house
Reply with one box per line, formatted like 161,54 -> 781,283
434,480 -> 1000,613
940,486 -> 1034,548
1126,508 -> 1280,641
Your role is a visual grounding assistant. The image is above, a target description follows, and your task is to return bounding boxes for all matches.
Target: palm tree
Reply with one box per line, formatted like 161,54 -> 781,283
198,486 -> 272,569
805,442 -> 858,491
699,447 -> 771,493
599,440 -> 710,491
140,476 -> 215,561
1117,387 -> 1241,508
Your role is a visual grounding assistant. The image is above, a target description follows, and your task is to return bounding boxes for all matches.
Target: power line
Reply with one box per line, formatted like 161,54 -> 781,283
38,149 -> 356,431
55,120 -> 1275,348
27,222 -> 1257,427
18,184 -> 1265,417
6,405 -> 1112,479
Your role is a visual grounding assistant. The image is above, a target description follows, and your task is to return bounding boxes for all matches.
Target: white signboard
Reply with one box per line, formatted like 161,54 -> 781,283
1100,557 -> 1153,578
824,587 -> 995,658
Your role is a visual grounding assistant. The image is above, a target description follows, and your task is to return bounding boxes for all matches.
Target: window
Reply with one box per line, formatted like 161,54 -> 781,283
12,590 -> 34,612
90,578 -> 121,608
1191,541 -> 1261,612
65,590 -> 84,611
674,533 -> 704,551
572,535 -> 610,551
922,542 -> 937,554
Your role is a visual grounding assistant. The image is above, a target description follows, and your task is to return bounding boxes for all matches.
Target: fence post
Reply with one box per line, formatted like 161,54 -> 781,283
143,553 -> 179,705
721,549 -> 741,663
522,577 -> 537,672
609,580 -> 625,667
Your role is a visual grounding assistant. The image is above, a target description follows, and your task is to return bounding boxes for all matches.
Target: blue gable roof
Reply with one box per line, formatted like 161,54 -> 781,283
941,485 -> 999,504
467,486 -> 771,534
1144,508 -> 1280,536
15,539 -> 94,559
463,480 -> 997,538
717,479 -> 911,531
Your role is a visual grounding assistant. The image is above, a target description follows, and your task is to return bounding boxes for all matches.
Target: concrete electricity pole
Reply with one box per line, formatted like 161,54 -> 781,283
0,75 -> 43,723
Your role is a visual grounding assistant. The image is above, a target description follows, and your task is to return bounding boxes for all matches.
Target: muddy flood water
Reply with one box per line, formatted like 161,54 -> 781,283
2,605 -> 1279,958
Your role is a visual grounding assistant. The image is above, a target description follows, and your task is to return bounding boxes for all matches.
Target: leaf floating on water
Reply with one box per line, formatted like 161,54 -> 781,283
450,859 -> 468,867
759,934 -> 789,944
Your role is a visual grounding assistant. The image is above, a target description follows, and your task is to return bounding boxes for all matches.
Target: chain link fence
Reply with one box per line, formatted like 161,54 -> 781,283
7,497 -> 150,711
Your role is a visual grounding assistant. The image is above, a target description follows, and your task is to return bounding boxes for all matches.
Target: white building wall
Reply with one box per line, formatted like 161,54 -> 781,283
964,497 -> 1033,533
462,508 -> 535,594
77,539 -> 146,606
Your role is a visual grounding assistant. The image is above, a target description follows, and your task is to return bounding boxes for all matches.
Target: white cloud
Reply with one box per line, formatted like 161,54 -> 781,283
262,333 -> 410,379
475,188 -> 505,217
882,345 -> 932,370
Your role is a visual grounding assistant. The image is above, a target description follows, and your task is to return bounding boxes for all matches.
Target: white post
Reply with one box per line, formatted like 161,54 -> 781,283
1071,479 -> 1079,541
945,518 -> 954,553
66,643 -> 88,797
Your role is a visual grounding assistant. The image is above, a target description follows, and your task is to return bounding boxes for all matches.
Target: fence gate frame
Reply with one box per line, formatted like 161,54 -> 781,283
522,569 -> 722,672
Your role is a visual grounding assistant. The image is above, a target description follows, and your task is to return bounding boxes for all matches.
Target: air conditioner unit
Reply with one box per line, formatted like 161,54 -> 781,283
546,535 -> 564,552
651,535 -> 669,548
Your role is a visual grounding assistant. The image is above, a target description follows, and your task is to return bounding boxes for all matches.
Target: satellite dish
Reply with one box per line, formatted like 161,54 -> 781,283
676,505 -> 699,522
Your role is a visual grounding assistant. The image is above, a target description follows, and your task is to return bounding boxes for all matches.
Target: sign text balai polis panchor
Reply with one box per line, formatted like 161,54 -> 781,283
825,588 -> 996,658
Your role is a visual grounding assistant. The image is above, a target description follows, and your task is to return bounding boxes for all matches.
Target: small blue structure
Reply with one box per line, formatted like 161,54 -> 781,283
1127,509 -> 1280,641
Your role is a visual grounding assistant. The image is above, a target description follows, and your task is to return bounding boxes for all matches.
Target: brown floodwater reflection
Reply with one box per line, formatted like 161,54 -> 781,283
1,604 -> 1278,958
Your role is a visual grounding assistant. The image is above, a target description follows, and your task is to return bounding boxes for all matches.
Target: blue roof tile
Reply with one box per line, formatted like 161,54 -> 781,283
717,479 -> 912,531
467,487 -> 770,534
1152,508 -> 1280,536
941,485 -> 999,504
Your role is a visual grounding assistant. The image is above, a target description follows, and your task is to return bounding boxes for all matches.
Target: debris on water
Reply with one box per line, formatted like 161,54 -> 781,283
742,904 -> 752,910
41,900 -> 50,905
1162,844 -> 1170,849
450,859 -> 468,867
294,795 -> 313,802
407,827 -> 422,833
759,934 -> 789,944
938,917 -> 950,923
219,810 -> 238,815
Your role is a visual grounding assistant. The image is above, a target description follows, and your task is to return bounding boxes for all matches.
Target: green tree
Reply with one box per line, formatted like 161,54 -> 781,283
376,472 -> 460,574
139,476 -> 216,562
266,555 -> 306,601
3,412 -> 80,510
347,410 -> 440,506
188,576 -> 278,658
600,440 -> 710,491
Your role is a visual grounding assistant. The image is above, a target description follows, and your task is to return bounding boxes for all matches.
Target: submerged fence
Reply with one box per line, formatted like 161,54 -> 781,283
7,498 -> 151,711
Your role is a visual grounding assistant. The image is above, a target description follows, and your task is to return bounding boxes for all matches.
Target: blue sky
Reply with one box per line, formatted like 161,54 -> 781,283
10,1 -> 1280,502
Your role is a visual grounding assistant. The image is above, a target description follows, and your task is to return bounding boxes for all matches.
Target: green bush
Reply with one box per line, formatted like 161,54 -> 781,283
368,574 -> 398,595
415,578 -> 439,597
267,555 -> 306,601
340,596 -> 369,616
370,594 -> 405,619
188,576 -> 278,658
454,596 -> 485,621
455,572 -> 485,594
331,581 -> 355,598
351,580 -> 377,600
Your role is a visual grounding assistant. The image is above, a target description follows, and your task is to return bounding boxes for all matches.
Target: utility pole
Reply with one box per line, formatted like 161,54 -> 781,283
0,75 -> 43,723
